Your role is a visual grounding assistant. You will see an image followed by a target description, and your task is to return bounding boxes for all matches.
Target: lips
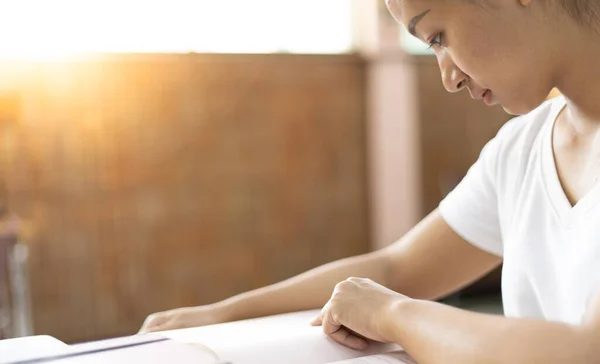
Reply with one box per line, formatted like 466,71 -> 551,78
468,88 -> 494,105
469,89 -> 486,100
482,90 -> 493,105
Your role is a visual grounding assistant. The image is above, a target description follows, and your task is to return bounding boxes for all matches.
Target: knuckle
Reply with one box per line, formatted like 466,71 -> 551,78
331,311 -> 340,322
347,277 -> 368,284
334,281 -> 347,290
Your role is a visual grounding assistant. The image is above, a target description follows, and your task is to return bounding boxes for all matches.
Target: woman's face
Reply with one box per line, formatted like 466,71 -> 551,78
387,0 -> 559,115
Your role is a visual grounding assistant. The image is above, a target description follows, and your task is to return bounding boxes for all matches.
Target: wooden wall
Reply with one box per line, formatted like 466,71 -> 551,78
366,54 -> 510,250
413,56 -> 510,295
412,56 -> 511,216
0,54 -> 370,343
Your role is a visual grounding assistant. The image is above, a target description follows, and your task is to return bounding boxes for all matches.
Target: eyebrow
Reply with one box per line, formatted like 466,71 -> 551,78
408,9 -> 431,38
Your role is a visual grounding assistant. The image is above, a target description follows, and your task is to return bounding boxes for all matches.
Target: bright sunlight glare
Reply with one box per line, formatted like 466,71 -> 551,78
0,0 -> 354,60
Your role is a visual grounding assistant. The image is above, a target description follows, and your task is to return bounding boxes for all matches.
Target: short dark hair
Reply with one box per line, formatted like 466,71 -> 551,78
558,0 -> 600,27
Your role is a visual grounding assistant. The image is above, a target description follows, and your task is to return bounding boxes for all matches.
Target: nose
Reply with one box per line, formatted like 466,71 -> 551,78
438,51 -> 467,93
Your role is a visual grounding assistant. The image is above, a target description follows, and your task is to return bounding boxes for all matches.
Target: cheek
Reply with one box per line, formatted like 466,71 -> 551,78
450,31 -> 506,86
486,52 -> 553,115
451,36 -> 550,115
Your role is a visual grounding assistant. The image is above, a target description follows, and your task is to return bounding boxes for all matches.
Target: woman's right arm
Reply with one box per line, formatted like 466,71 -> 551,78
139,209 -> 502,333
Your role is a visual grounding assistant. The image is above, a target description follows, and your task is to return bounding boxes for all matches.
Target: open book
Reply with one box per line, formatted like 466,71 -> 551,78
1,334 -> 220,363
2,310 -> 415,363
160,310 -> 417,364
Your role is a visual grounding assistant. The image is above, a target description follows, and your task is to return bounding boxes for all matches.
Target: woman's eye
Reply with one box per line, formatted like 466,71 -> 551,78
427,33 -> 444,49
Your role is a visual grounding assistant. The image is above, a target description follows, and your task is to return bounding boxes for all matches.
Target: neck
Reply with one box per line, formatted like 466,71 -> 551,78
554,23 -> 600,133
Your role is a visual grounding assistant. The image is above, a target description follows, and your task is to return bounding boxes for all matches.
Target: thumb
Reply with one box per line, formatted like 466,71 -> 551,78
310,314 -> 323,326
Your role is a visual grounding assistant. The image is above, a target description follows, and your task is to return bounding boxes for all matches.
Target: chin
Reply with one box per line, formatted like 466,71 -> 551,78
501,104 -> 527,116
500,96 -> 549,116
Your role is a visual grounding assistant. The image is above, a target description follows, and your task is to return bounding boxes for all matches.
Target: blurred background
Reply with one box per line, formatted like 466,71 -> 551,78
0,0 -> 511,344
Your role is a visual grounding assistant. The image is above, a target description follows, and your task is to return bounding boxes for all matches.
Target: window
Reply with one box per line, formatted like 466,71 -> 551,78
400,28 -> 433,55
0,0 -> 354,59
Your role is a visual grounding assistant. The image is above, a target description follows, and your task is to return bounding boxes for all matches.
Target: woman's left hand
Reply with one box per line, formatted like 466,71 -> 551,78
310,277 -> 411,350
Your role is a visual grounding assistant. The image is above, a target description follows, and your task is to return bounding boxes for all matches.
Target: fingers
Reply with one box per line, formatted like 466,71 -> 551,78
321,307 -> 341,336
327,327 -> 369,351
321,305 -> 368,351
309,315 -> 322,326
310,304 -> 329,326
141,323 -> 168,334
138,323 -> 166,334
138,324 -> 158,335
309,310 -> 369,350
138,313 -> 170,334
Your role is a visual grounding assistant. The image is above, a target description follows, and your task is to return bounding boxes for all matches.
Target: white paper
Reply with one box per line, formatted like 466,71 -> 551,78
0,335 -> 71,363
52,339 -> 220,364
326,350 -> 417,364
161,310 -> 404,364
0,335 -> 219,364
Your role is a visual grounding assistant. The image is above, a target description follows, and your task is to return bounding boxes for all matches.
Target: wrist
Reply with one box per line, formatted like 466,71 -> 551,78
384,297 -> 419,342
210,300 -> 237,323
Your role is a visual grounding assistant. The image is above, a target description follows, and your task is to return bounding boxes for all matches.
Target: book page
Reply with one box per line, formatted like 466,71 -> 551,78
0,335 -> 72,363
326,350 -> 417,364
50,338 -> 221,364
161,310 -> 404,364
1,335 -> 219,364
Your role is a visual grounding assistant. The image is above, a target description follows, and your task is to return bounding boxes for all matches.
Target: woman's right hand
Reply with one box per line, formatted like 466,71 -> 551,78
138,304 -> 230,334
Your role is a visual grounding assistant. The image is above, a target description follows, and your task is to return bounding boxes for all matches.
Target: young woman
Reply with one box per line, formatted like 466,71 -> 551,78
140,1 -> 600,362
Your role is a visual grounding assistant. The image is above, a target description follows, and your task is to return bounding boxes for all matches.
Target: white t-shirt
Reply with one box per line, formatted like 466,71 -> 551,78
439,95 -> 600,325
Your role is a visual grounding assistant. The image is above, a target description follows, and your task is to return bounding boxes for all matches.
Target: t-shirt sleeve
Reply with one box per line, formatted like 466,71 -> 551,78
438,121 -> 515,257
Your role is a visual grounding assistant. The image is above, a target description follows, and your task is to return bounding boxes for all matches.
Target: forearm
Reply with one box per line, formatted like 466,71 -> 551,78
218,250 -> 393,321
390,300 -> 598,364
